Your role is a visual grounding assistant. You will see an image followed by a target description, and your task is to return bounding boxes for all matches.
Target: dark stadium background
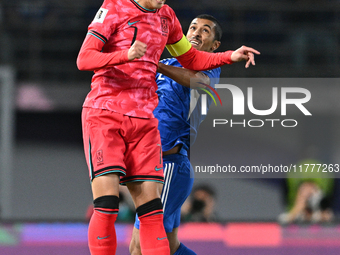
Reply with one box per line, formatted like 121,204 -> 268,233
1,1 -> 340,254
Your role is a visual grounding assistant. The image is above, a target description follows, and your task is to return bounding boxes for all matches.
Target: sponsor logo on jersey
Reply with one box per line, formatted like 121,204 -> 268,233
97,235 -> 110,240
128,20 -> 140,26
93,8 -> 108,23
155,166 -> 163,171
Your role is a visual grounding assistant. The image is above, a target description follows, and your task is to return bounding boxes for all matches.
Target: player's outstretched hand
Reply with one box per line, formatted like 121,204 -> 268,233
231,46 -> 260,68
128,40 -> 147,60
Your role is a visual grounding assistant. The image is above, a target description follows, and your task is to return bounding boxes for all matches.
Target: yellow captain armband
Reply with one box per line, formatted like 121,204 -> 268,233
166,35 -> 192,57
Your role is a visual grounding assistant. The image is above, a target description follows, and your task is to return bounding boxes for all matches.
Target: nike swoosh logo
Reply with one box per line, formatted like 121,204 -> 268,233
97,235 -> 110,240
128,20 -> 140,26
157,237 -> 167,241
155,166 -> 163,171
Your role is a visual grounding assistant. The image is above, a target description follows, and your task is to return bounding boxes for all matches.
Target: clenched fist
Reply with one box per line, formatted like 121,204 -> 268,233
128,40 -> 147,61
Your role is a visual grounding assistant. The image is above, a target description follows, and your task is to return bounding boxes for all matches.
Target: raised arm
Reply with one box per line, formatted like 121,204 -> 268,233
157,62 -> 209,88
77,32 -> 128,71
76,32 -> 147,71
166,35 -> 260,71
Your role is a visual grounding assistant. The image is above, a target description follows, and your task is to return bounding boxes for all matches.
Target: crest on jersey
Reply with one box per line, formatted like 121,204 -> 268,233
161,17 -> 168,34
96,150 -> 104,165
93,8 -> 108,23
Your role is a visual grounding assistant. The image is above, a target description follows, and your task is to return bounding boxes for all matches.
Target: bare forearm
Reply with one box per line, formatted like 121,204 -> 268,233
157,62 -> 209,88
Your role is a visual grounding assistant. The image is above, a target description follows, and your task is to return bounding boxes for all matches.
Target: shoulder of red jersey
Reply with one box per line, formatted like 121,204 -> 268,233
158,4 -> 176,17
157,4 -> 184,45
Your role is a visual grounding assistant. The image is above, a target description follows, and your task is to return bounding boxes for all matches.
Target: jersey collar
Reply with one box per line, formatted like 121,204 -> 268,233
130,0 -> 157,13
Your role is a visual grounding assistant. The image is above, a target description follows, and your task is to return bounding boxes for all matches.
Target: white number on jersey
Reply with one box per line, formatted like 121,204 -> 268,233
158,74 -> 165,81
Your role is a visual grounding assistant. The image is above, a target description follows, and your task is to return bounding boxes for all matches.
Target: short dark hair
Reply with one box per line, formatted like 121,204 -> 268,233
195,14 -> 222,41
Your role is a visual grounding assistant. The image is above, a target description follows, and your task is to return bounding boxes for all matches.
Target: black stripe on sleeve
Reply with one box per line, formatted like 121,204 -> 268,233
89,30 -> 108,43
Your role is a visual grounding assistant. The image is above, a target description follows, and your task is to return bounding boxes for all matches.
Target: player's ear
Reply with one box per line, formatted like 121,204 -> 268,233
211,40 -> 221,52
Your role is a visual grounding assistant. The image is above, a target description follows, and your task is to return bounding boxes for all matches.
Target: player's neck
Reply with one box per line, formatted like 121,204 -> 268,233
133,0 -> 156,11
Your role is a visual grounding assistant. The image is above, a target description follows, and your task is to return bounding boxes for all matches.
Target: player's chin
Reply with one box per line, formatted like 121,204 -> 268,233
154,0 -> 165,8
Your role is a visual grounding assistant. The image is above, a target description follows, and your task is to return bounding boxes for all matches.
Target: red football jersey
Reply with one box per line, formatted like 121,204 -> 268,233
82,0 -> 183,118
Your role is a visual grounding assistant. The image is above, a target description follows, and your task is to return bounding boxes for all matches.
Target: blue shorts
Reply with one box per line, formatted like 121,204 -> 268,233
134,153 -> 194,233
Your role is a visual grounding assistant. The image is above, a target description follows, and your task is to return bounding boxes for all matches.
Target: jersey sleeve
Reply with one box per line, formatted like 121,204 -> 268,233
202,68 -> 221,87
76,35 -> 129,71
88,0 -> 117,42
166,26 -> 233,71
165,8 -> 185,45
175,46 -> 234,71
198,68 -> 221,96
76,0 -> 129,71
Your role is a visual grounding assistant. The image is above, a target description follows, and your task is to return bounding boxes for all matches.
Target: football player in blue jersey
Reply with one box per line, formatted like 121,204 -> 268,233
130,14 -> 257,255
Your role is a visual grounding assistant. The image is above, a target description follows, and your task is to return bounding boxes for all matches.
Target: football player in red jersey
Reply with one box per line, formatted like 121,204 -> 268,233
77,0 -> 259,254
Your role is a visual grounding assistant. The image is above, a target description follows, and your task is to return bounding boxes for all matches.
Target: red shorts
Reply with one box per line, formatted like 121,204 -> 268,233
82,107 -> 163,185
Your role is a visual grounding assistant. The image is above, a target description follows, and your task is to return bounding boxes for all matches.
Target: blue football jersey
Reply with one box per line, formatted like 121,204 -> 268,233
154,58 -> 221,152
